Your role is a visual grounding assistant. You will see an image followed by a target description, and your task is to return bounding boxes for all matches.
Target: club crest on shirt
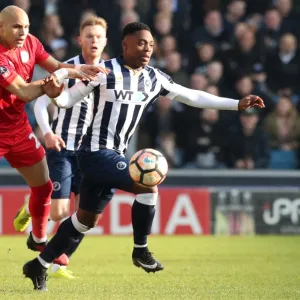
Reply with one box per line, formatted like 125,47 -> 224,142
0,66 -> 8,74
20,50 -> 29,63
0,66 -> 10,78
53,182 -> 61,191
116,161 -> 127,170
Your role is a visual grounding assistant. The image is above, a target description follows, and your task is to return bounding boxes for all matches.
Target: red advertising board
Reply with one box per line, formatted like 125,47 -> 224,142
0,187 -> 210,235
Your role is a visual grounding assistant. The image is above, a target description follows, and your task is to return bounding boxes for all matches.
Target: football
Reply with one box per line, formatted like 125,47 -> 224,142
129,148 -> 168,187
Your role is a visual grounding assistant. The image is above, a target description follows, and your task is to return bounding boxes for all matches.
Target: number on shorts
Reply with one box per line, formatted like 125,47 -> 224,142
28,133 -> 41,149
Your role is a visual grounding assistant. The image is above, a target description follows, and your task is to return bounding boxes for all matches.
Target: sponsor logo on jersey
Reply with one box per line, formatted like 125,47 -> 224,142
113,90 -> 149,103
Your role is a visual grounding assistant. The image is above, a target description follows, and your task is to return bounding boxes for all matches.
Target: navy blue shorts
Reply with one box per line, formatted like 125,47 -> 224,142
77,149 -> 135,213
46,149 -> 81,199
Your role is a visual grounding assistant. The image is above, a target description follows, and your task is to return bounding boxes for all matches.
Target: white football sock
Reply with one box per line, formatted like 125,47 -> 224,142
134,243 -> 147,248
32,233 -> 47,244
37,256 -> 51,268
51,263 -> 65,273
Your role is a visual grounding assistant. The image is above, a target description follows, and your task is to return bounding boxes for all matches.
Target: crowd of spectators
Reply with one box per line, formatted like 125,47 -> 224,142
2,0 -> 300,169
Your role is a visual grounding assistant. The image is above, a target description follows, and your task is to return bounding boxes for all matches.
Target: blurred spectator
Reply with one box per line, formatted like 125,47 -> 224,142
206,61 -> 229,95
224,1 -> 247,33
190,73 -> 208,91
39,14 -> 65,53
265,96 -> 300,168
50,38 -> 68,61
183,108 -> 225,168
265,33 -> 300,94
162,51 -> 189,87
206,84 -> 220,96
191,42 -> 216,74
275,0 -> 300,37
152,12 -> 173,41
150,35 -> 177,68
192,10 -> 230,51
261,8 -> 288,50
121,10 -> 140,29
13,0 -> 30,12
224,27 -> 264,85
225,108 -> 270,169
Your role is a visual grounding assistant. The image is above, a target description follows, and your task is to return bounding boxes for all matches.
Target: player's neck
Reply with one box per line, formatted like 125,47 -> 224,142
81,52 -> 102,65
122,57 -> 143,72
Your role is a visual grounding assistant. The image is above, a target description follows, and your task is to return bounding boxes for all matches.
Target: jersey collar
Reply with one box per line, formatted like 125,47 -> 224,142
79,54 -> 102,64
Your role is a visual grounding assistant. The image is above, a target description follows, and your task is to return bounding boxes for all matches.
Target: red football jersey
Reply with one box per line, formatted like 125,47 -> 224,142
0,34 -> 49,134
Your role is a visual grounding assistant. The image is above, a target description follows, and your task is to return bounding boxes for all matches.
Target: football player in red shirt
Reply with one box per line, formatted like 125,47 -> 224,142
0,5 -> 107,260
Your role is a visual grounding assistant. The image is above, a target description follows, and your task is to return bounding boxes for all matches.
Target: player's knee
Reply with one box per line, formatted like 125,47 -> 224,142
76,209 -> 102,229
50,209 -> 69,222
50,199 -> 70,221
136,192 -> 158,206
30,180 -> 53,197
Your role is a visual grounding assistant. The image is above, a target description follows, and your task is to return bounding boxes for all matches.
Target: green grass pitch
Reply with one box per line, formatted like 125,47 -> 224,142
0,236 -> 299,300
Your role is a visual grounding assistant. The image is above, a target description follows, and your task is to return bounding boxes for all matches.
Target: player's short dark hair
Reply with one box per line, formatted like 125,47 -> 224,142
122,22 -> 151,40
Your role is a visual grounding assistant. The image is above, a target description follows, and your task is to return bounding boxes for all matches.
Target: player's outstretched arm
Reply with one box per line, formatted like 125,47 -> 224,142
4,75 -> 65,103
162,80 -> 265,111
42,74 -> 99,109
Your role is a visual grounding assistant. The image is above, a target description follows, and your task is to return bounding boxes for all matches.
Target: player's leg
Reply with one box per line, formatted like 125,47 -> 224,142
11,129 -> 52,247
23,175 -> 110,291
44,149 -> 76,278
16,158 -> 52,245
115,157 -> 163,273
62,167 -> 84,263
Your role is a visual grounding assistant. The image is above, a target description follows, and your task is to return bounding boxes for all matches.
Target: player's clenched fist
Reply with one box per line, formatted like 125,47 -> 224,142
238,95 -> 265,111
41,75 -> 64,98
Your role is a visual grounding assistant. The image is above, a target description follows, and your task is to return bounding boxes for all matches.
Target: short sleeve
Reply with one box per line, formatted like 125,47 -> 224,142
156,69 -> 179,100
0,55 -> 18,88
34,36 -> 50,64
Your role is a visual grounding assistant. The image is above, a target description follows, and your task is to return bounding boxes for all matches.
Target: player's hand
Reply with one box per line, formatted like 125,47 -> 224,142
42,75 -> 64,98
238,95 -> 265,111
73,65 -> 110,81
44,132 -> 66,152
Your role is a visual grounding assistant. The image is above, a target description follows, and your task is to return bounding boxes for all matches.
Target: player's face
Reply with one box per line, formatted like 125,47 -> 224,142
0,12 -> 29,49
123,30 -> 154,68
78,25 -> 107,59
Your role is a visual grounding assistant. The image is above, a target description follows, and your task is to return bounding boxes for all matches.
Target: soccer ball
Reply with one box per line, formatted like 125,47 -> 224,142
129,148 -> 168,187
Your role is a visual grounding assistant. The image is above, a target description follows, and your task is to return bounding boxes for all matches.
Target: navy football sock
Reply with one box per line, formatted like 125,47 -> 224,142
40,217 -> 84,263
132,200 -> 155,246
64,233 -> 84,258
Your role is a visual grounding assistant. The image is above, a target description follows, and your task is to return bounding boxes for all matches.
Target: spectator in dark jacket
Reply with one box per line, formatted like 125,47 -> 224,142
225,108 -> 270,169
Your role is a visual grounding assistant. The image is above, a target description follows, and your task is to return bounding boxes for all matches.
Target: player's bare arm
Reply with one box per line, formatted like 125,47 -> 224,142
38,56 -> 110,81
4,74 -> 64,103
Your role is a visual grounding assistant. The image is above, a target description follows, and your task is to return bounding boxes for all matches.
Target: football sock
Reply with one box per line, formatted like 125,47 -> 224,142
39,214 -> 87,264
29,180 -> 53,239
132,193 -> 157,247
64,234 -> 85,258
